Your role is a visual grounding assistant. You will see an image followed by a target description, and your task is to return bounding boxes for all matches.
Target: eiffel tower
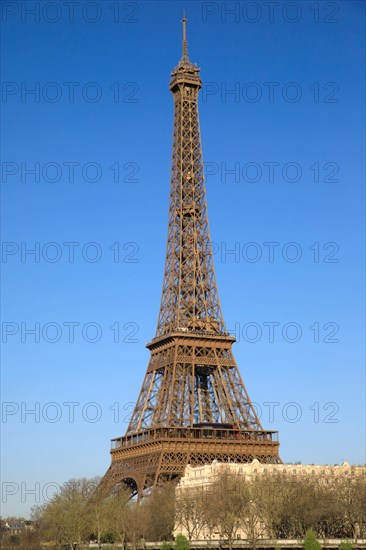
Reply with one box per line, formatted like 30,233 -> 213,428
98,17 -> 281,498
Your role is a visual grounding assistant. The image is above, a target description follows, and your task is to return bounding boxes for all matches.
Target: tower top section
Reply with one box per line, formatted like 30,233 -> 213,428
170,15 -> 201,91
158,15 -> 224,337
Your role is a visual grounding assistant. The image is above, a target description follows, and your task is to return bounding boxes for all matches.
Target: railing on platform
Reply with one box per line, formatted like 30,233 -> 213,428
111,426 -> 278,450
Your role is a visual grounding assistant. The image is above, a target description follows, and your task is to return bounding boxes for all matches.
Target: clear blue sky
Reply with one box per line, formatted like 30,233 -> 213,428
1,0 -> 365,518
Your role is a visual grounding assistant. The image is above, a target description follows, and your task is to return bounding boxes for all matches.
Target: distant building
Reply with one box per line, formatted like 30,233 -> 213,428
3,519 -> 33,535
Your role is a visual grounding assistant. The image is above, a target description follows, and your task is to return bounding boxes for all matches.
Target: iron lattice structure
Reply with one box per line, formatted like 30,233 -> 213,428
98,19 -> 281,499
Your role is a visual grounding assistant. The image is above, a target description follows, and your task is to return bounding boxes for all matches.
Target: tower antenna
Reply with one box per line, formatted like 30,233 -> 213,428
181,12 -> 189,62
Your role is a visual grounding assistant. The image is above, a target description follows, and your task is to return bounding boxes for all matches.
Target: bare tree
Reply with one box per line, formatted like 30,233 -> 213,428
243,476 -> 269,550
101,484 -> 131,545
337,471 -> 366,539
208,469 -> 251,550
175,485 -> 206,541
125,502 -> 148,550
32,478 -> 95,548
201,486 -> 219,543
143,483 -> 176,541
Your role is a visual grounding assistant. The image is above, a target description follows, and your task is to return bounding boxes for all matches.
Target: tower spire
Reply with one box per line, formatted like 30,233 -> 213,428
181,12 -> 189,63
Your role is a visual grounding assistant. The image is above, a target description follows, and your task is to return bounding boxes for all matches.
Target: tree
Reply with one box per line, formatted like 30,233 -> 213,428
304,529 -> 322,550
201,486 -> 219,543
255,473 -> 329,539
208,469 -> 251,550
174,533 -> 190,550
8,534 -> 21,546
87,476 -> 110,546
32,478 -> 96,548
124,502 -> 148,549
143,483 -> 176,541
353,475 -> 366,538
0,519 -> 7,542
338,471 -> 366,538
284,479 -> 325,538
243,477 -> 269,550
175,486 -> 206,541
100,484 -> 131,545
339,543 -> 353,550
250,473 -> 284,539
